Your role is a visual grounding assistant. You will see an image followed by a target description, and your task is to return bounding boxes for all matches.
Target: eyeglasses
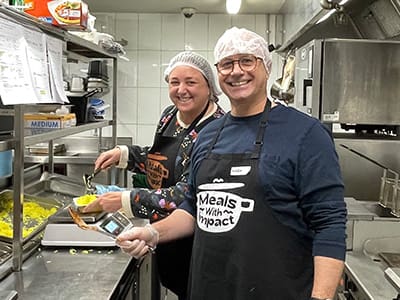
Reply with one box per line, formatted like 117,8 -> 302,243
215,55 -> 261,75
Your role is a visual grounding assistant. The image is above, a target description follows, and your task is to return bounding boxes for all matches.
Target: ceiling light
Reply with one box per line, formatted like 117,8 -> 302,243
226,0 -> 241,14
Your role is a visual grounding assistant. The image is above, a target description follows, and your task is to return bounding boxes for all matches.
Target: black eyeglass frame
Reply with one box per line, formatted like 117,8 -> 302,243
214,55 -> 262,75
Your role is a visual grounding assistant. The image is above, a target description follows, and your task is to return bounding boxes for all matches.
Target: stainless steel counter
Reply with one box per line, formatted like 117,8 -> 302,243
0,246 -> 136,300
345,251 -> 398,299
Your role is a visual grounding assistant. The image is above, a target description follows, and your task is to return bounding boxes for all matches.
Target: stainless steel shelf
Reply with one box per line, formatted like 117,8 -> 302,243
0,5 -> 116,59
0,5 -> 118,273
24,120 -> 113,146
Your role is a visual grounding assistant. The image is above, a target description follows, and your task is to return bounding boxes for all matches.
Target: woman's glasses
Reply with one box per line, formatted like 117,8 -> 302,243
215,55 -> 262,75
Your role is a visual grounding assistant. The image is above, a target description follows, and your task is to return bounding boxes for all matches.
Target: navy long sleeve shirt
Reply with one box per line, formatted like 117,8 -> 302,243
181,104 -> 347,261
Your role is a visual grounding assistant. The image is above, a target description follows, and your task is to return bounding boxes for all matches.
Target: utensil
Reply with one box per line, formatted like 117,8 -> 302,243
83,168 -> 101,194
68,207 -> 155,255
68,206 -> 117,240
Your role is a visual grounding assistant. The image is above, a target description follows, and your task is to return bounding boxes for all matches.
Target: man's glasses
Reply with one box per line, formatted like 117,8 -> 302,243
215,55 -> 261,75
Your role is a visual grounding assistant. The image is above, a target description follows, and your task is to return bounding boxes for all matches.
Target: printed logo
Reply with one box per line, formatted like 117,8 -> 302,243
197,179 -> 254,233
146,153 -> 169,189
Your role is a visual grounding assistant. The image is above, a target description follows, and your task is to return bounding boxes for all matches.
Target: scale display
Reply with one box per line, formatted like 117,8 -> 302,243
99,211 -> 133,237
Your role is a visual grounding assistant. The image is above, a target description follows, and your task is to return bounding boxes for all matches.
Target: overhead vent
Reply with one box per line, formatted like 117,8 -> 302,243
369,0 -> 400,37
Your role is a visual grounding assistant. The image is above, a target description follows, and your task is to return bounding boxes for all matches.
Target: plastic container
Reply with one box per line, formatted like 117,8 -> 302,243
0,150 -> 12,178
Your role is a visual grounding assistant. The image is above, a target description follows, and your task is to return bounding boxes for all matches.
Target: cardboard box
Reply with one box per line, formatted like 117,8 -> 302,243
24,113 -> 76,129
24,0 -> 88,30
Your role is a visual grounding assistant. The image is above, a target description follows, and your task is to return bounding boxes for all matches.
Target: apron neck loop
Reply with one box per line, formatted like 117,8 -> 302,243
186,100 -> 211,133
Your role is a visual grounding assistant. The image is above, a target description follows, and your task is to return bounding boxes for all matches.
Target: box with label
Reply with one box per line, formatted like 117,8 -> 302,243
24,0 -> 88,30
24,113 -> 76,129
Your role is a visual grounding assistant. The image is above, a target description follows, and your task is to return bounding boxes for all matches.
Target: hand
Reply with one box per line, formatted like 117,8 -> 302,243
95,148 -> 121,170
83,192 -> 122,213
116,225 -> 159,259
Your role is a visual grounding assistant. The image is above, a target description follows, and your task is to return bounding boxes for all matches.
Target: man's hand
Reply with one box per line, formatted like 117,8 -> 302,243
116,225 -> 159,259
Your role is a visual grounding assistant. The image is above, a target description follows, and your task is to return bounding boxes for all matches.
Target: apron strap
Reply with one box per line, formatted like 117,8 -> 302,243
205,113 -> 228,157
185,100 -> 211,133
206,100 -> 272,158
251,100 -> 271,159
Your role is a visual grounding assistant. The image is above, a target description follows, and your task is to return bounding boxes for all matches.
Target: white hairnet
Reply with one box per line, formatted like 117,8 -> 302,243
214,27 -> 272,75
164,51 -> 221,102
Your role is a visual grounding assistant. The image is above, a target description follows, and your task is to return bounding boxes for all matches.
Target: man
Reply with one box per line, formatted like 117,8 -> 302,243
117,27 -> 347,300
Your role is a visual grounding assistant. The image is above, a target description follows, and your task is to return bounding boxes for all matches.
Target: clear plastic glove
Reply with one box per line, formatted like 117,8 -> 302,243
96,184 -> 126,195
116,224 -> 159,259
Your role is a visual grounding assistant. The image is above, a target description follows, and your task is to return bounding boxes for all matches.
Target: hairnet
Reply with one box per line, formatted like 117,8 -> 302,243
214,27 -> 272,75
164,51 -> 221,102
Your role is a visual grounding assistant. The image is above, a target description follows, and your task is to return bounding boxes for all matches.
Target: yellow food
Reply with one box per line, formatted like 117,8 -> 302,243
75,194 -> 97,206
0,202 -> 57,238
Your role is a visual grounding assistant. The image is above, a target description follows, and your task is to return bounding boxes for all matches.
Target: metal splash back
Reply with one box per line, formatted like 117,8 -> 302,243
319,38 -> 400,126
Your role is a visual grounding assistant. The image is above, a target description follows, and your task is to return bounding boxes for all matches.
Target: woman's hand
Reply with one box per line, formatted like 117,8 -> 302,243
83,192 -> 123,213
95,147 -> 121,170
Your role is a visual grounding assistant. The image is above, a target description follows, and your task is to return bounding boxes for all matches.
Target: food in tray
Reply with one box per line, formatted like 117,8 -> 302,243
0,201 -> 57,238
74,194 -> 97,206
73,194 -> 100,212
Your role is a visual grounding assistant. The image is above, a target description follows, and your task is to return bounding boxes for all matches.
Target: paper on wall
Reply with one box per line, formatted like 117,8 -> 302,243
47,35 -> 69,104
0,14 -> 67,105
0,17 -> 38,104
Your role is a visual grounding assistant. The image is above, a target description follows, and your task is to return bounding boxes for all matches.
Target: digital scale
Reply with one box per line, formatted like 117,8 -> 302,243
42,208 -> 136,247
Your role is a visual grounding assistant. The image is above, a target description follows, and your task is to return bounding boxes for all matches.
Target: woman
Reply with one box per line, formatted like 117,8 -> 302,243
84,51 -> 225,300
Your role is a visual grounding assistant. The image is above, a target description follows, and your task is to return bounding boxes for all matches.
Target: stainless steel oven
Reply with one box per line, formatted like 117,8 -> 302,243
294,38 -> 400,127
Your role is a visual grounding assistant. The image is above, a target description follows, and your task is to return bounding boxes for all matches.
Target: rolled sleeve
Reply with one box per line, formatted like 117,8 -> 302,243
116,145 -> 129,169
121,190 -> 134,218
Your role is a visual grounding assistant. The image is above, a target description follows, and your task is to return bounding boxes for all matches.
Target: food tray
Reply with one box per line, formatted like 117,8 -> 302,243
25,172 -> 87,205
0,190 -> 62,243
25,172 -> 104,223
27,143 -> 66,155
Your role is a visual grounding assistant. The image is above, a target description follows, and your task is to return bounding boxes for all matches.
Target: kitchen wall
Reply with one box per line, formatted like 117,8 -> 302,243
72,13 -> 283,146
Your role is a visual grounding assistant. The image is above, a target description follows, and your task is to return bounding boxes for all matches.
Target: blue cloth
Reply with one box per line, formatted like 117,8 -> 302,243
181,104 -> 347,261
95,184 -> 126,195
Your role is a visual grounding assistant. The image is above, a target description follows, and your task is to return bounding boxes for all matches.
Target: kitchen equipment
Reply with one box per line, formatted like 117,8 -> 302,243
0,190 -> 62,243
385,268 -> 400,294
294,39 -> 400,128
270,77 -> 294,103
70,77 -> 86,92
49,205 -> 106,223
68,207 -> 119,239
26,143 -> 66,155
0,150 -> 12,177
68,207 -> 134,239
271,53 -> 295,104
340,144 -> 400,217
88,60 -> 108,81
83,168 -> 101,194
41,206 -> 113,247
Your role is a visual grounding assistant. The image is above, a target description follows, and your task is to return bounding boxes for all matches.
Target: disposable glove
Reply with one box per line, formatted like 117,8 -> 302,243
95,184 -> 125,195
116,224 -> 159,259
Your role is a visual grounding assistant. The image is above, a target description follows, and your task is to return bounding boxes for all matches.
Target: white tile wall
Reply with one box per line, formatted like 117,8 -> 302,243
84,12 -> 283,147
